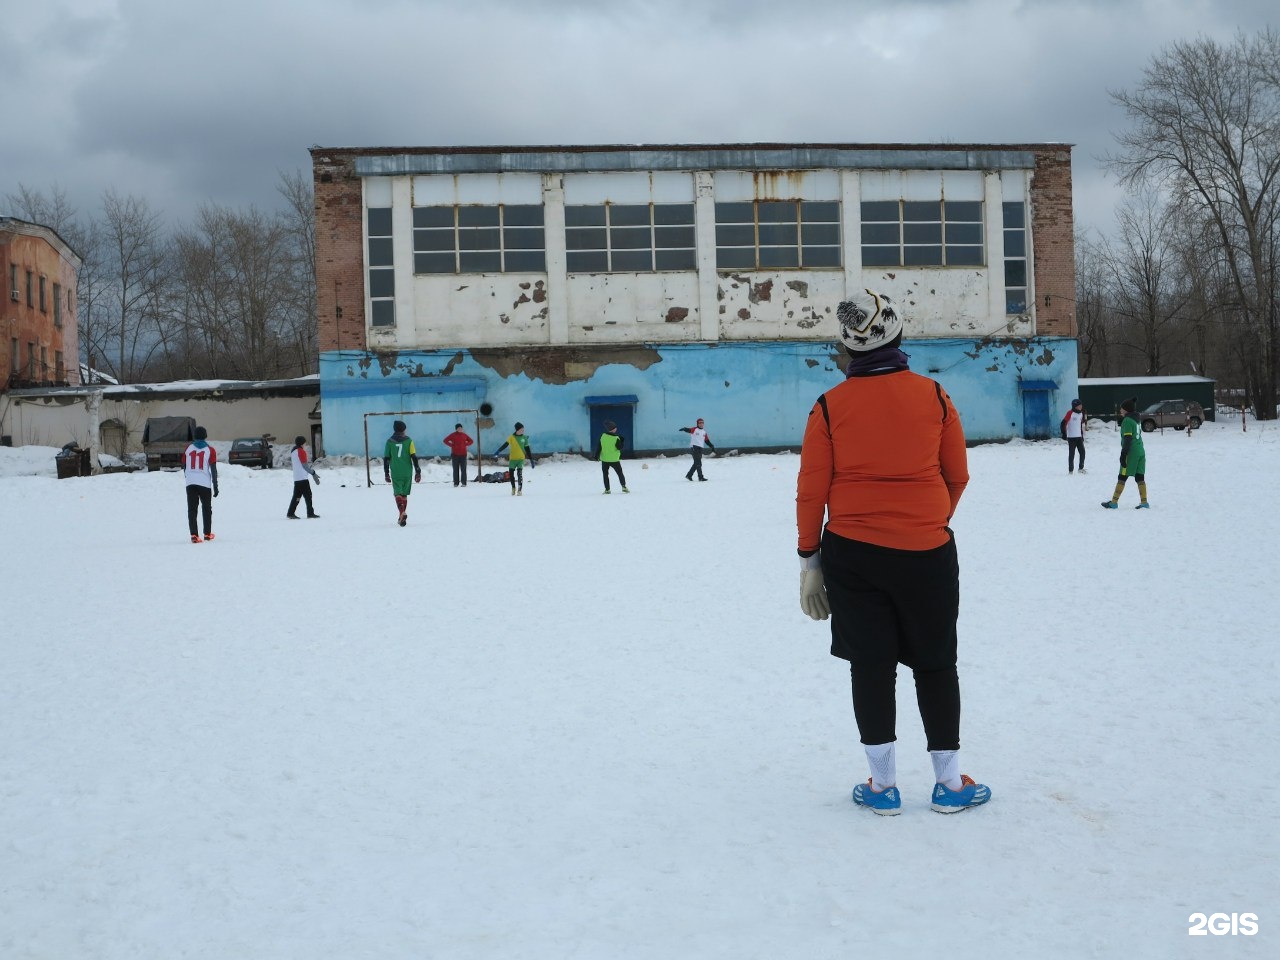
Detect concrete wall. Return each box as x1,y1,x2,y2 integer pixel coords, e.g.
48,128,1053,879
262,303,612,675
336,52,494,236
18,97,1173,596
320,338,1079,457
0,392,317,457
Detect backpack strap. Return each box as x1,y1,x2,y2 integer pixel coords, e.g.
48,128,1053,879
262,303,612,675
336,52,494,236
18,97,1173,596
816,393,830,429
934,381,948,423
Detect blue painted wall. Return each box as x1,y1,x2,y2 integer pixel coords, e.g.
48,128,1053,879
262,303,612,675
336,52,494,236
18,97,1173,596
320,338,1079,456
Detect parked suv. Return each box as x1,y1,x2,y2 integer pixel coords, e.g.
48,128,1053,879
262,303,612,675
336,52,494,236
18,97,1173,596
228,436,274,468
1138,399,1205,432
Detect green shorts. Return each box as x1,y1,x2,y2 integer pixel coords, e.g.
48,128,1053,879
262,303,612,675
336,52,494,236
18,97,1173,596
390,472,414,496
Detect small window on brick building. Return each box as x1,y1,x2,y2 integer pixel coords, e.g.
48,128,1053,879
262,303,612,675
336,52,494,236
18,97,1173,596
9,338,17,373
39,276,47,312
367,206,395,328
1002,202,1028,315
55,351,64,383
8,264,16,301
40,346,48,379
53,283,62,327
27,341,35,378
26,270,33,307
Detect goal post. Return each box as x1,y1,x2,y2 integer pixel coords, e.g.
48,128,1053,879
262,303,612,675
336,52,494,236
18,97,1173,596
362,409,485,488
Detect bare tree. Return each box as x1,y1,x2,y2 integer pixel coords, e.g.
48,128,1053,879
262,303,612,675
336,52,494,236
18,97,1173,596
1074,230,1115,377
1108,29,1280,416
1097,191,1192,375
277,169,318,375
97,190,171,382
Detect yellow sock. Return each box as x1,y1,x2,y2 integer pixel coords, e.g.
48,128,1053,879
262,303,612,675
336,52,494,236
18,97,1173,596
1137,481,1148,503
1111,481,1126,502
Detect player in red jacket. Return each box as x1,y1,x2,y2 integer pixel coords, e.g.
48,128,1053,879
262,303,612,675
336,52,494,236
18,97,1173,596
443,424,474,487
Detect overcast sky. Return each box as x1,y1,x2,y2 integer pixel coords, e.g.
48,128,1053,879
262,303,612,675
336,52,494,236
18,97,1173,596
3,0,1276,237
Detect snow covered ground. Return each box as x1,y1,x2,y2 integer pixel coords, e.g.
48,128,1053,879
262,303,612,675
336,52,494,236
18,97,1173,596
1,419,1276,959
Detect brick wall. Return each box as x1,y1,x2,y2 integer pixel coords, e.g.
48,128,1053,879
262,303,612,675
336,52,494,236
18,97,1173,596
1,229,79,386
312,151,366,353
1029,148,1076,338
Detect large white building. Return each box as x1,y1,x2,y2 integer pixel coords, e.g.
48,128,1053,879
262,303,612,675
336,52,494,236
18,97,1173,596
311,143,1077,455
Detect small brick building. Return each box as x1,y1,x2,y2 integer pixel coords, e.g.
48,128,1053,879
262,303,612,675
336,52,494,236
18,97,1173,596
311,143,1078,454
1,218,81,390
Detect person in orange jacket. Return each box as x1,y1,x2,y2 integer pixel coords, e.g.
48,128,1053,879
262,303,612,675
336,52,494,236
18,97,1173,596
796,288,990,816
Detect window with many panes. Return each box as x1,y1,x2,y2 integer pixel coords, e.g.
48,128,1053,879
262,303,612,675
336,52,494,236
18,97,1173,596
1002,202,1028,314
860,200,984,267
714,201,840,270
367,207,395,328
564,204,695,273
413,206,546,274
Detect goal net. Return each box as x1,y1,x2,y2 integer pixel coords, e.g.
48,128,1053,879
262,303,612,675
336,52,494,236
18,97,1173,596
362,409,487,488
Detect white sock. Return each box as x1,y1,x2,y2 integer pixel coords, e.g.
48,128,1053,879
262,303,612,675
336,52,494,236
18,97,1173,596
930,750,962,791
864,742,896,791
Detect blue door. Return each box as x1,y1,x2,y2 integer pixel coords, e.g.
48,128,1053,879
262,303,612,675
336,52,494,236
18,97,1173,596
588,404,635,458
1022,390,1051,440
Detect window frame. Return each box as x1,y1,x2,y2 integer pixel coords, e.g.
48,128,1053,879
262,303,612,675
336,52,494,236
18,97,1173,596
860,199,986,269
714,200,842,271
564,202,696,274
366,206,396,328
412,204,547,275
1002,201,1029,315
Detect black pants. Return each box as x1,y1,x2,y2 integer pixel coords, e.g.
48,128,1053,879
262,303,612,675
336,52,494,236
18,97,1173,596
288,479,315,517
822,529,961,751
685,446,704,480
509,465,524,490
451,455,468,486
1068,437,1085,471
601,460,626,490
186,484,212,536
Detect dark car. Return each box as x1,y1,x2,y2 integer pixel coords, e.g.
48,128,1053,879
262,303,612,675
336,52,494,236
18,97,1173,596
1138,400,1205,432
228,437,273,468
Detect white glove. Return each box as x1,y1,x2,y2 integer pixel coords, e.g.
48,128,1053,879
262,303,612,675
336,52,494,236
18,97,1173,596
799,553,830,621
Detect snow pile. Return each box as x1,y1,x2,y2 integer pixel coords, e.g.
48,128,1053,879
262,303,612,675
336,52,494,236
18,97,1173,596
0,420,1276,959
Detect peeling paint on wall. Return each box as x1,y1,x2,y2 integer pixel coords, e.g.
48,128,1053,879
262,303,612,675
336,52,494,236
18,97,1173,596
470,345,663,384
750,280,773,304
785,280,809,297
665,307,689,323
738,309,751,320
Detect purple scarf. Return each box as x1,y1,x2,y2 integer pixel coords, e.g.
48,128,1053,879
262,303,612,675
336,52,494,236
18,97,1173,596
845,346,910,378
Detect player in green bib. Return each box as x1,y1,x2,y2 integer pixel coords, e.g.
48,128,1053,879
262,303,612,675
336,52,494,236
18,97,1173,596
493,422,535,496
1101,397,1149,509
594,420,628,494
383,419,421,526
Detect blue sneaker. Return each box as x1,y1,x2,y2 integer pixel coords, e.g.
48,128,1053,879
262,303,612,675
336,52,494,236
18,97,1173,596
1135,502,1150,509
1100,500,1118,509
852,779,902,816
930,775,991,813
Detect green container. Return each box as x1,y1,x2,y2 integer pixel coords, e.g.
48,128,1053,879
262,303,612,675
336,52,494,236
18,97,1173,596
1076,376,1216,423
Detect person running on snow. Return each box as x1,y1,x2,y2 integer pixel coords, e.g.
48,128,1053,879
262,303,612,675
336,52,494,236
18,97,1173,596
796,288,990,816
679,417,715,481
182,425,219,543
443,423,474,488
594,420,628,493
286,435,320,519
1061,398,1087,474
383,420,421,526
1101,396,1149,509
493,422,535,496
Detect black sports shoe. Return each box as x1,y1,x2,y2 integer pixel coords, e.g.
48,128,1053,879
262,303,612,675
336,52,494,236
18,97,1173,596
307,513,320,519
286,513,299,519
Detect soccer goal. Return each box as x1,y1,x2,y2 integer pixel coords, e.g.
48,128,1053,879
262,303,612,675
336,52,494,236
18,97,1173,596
362,409,486,488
